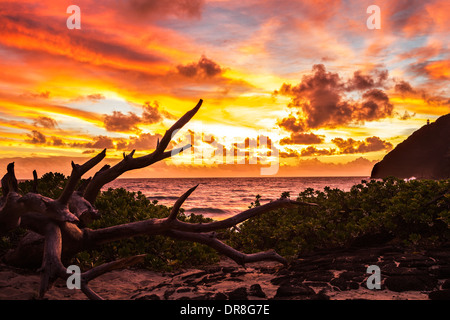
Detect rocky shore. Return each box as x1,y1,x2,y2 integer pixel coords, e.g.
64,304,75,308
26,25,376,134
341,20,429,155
1,243,450,300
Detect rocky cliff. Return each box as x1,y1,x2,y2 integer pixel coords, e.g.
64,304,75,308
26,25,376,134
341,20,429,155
371,113,450,179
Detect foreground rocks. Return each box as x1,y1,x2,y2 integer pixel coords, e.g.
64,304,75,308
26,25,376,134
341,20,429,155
1,243,450,300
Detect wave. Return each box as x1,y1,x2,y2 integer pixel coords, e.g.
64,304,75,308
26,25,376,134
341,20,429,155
186,207,228,214
147,196,180,200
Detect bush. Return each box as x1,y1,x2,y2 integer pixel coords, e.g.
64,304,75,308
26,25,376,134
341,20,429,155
76,187,219,271
3,174,449,270
228,177,450,258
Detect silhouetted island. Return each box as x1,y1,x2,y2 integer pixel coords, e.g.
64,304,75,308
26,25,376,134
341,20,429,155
371,113,450,180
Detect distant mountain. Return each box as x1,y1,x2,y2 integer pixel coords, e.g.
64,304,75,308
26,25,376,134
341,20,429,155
371,114,450,180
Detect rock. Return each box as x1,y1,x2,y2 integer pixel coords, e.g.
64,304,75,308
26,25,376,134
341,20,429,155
370,113,450,179
310,289,330,300
271,275,292,286
213,292,228,300
382,265,428,276
249,284,266,298
180,270,207,280
339,271,365,282
227,287,248,300
221,267,237,273
176,287,191,293
330,278,349,291
442,279,450,289
429,289,450,300
430,266,450,279
275,284,315,298
163,288,175,299
196,274,227,285
304,270,334,282
384,275,437,292
135,294,160,300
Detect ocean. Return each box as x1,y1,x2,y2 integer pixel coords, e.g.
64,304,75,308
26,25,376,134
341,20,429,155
103,176,369,220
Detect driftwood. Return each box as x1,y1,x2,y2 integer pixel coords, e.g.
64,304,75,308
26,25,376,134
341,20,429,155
0,99,316,300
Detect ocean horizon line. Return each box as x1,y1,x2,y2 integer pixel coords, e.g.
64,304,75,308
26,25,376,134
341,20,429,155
110,175,371,180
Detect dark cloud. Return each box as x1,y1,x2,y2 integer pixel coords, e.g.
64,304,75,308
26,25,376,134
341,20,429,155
103,101,173,133
104,111,141,133
393,79,450,107
274,64,394,131
279,132,324,145
394,80,416,95
33,116,57,129
72,136,114,149
277,114,307,133
177,56,223,78
358,89,394,122
331,136,393,154
280,148,300,158
300,146,335,157
50,137,65,146
25,130,46,144
142,101,163,124
345,69,389,91
118,133,163,151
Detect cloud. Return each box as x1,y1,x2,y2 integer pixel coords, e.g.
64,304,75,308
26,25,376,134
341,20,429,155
142,101,164,124
277,114,307,133
397,110,416,120
125,0,204,19
393,79,450,108
274,64,394,131
345,69,389,91
394,80,416,95
33,116,58,129
300,146,336,157
279,148,300,158
331,136,393,154
72,93,106,102
25,91,51,99
359,89,394,122
50,137,65,146
117,133,163,151
279,132,324,145
103,101,173,133
104,111,141,133
72,136,114,149
25,130,46,144
177,56,223,78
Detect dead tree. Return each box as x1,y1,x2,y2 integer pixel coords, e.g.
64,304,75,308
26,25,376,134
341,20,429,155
0,99,316,299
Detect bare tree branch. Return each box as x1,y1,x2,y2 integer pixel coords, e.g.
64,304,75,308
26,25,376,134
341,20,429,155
32,170,38,193
83,99,203,204
38,223,66,298
167,184,199,221
58,148,106,205
165,230,288,267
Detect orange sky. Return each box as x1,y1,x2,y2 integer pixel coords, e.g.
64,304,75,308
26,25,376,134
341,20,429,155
0,0,449,179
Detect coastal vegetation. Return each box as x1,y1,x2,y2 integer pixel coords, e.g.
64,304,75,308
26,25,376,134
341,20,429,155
229,177,450,257
2,174,449,272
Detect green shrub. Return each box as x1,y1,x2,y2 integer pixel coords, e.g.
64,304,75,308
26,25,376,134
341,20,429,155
228,177,450,258
76,187,219,271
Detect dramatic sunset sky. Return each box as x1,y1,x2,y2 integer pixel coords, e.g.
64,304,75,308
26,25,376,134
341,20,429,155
0,0,449,178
